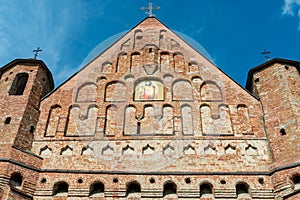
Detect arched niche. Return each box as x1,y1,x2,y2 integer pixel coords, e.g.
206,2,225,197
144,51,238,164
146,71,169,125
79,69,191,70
134,79,164,101
189,61,199,73
181,104,193,135
140,105,155,135
117,52,128,73
105,81,126,102
104,105,118,136
200,81,223,101
130,52,141,71
45,105,62,137
102,62,113,73
124,105,137,135
66,105,98,136
200,104,233,135
174,53,185,72
76,82,97,102
237,104,252,133
133,29,143,50
173,79,193,101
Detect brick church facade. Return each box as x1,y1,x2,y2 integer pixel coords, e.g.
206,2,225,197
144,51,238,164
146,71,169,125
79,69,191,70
0,17,299,199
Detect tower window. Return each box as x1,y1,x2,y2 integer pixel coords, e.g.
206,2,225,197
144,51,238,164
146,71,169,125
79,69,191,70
280,128,286,136
9,73,29,95
30,126,35,134
4,117,11,124
10,172,23,187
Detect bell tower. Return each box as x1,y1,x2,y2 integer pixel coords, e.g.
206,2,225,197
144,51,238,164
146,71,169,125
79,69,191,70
246,58,300,166
0,59,54,151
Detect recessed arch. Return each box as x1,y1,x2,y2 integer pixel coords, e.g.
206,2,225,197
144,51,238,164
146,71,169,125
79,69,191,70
236,182,250,197
134,78,164,101
200,182,213,198
163,181,177,197
76,82,97,102
89,181,104,197
172,79,193,101
200,81,223,101
53,181,69,196
126,181,141,197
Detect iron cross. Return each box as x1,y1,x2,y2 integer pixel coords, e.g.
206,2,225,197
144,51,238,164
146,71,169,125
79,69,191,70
261,49,271,61
33,47,42,59
141,2,160,17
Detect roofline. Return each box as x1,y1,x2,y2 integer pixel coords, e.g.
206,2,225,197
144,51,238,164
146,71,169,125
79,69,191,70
246,58,300,91
42,16,259,101
0,58,55,91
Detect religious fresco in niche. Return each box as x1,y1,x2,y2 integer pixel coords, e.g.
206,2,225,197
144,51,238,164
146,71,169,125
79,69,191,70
134,80,164,101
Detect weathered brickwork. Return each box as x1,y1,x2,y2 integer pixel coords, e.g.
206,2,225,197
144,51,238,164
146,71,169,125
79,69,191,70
0,17,299,199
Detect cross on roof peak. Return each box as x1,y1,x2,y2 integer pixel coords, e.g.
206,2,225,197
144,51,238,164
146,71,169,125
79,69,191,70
33,47,42,59
261,49,271,61
141,2,160,17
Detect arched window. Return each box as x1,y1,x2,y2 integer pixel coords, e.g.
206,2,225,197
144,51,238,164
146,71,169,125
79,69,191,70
126,181,141,197
236,182,250,197
89,181,104,197
163,181,177,197
9,73,29,95
10,172,23,187
200,183,213,197
53,181,69,196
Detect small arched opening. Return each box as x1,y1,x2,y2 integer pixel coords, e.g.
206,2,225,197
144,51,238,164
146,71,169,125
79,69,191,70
53,181,69,196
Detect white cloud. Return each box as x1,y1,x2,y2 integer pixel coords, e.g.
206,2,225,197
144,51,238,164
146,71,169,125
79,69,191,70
282,0,300,29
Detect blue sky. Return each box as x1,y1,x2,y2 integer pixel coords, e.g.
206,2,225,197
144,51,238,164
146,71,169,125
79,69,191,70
0,0,300,87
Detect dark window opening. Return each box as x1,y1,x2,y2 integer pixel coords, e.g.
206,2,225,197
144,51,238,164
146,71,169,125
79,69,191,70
149,178,155,184
163,182,177,197
137,122,141,134
126,181,141,196
280,128,286,135
236,183,249,196
285,65,289,70
40,178,47,183
89,182,104,196
10,172,23,187
258,178,264,185
77,179,83,184
4,117,11,124
113,178,118,183
200,183,213,197
254,78,259,83
9,73,29,95
185,178,191,184
30,126,35,133
220,180,226,184
292,175,300,184
53,181,69,196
